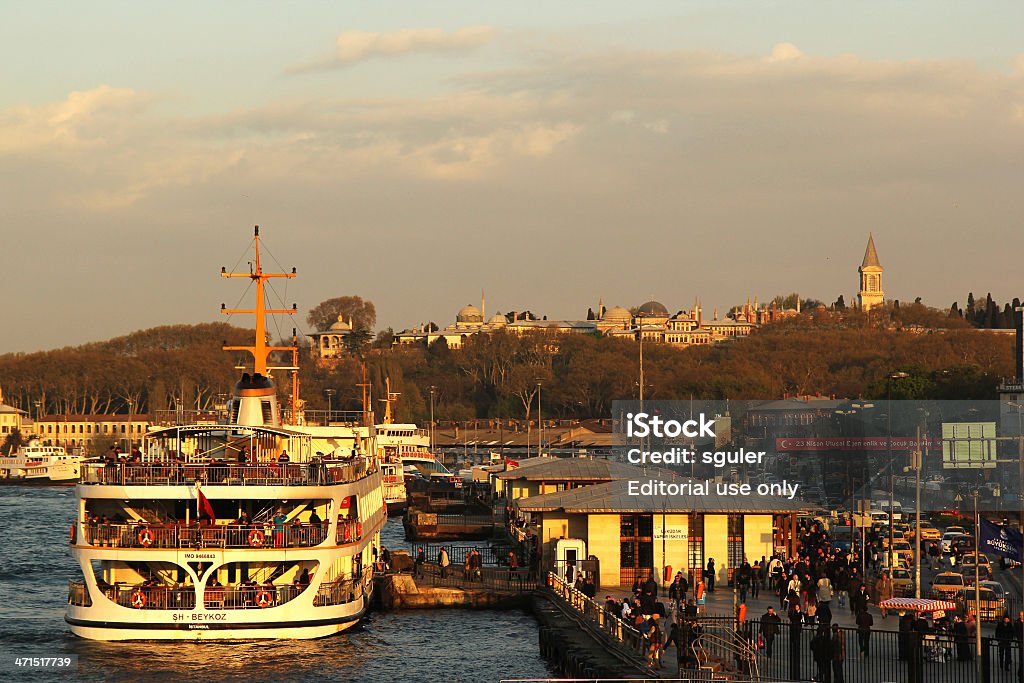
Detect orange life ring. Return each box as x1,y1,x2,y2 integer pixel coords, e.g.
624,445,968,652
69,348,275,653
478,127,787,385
248,529,266,548
137,528,154,547
256,589,273,608
130,590,147,609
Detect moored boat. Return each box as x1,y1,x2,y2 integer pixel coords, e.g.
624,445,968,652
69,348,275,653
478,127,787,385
0,441,81,484
66,226,386,640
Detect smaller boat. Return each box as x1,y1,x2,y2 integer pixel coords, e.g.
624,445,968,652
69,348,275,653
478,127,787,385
0,441,81,484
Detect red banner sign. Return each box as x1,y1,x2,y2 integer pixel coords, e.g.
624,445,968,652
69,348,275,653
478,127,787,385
775,437,943,452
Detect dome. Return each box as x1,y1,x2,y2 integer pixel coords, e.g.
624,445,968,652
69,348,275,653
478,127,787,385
636,300,669,316
328,314,352,332
488,313,507,326
456,304,484,323
602,305,632,322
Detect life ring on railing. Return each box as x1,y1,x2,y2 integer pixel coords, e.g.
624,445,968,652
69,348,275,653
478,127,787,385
130,590,147,609
255,589,273,608
248,529,266,548
137,528,154,547
355,521,362,538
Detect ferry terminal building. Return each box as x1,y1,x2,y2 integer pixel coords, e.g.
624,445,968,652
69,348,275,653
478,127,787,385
510,475,809,590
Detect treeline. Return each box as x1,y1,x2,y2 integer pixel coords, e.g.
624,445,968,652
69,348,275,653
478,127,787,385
0,323,251,416
308,307,1013,423
949,292,1021,329
0,308,1014,424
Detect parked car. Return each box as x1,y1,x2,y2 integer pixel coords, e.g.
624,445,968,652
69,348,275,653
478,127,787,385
945,525,968,536
950,536,977,558
959,553,993,583
929,572,966,597
892,541,915,565
958,586,1004,621
912,521,941,542
979,580,1007,605
941,531,965,554
891,568,914,596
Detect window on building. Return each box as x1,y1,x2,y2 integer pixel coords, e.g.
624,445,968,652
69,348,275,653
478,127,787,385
619,513,654,586
688,513,704,583
727,514,744,585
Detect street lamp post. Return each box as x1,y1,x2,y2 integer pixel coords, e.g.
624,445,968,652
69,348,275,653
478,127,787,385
429,386,436,452
887,371,908,568
1008,401,1024,599
972,487,982,680
324,388,335,424
536,381,543,457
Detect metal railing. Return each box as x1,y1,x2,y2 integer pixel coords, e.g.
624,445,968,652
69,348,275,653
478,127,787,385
81,522,338,549
547,573,652,668
202,583,308,610
411,563,537,592
67,580,92,607
95,584,197,610
80,459,377,487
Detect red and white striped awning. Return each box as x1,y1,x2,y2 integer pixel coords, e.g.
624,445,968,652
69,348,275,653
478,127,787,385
879,597,958,613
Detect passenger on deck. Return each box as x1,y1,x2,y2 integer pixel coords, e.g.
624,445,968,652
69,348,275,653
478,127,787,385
296,568,311,587
208,576,221,588
237,446,248,464
308,509,322,525
277,451,290,463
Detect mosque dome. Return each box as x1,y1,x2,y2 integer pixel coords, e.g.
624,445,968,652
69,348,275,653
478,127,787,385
636,300,669,316
602,306,632,322
456,304,484,323
488,313,507,326
328,314,352,332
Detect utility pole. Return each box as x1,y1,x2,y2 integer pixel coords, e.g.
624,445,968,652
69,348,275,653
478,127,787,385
914,424,922,598
429,386,436,452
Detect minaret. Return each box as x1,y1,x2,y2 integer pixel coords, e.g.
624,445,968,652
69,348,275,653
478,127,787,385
481,289,485,321
857,233,884,311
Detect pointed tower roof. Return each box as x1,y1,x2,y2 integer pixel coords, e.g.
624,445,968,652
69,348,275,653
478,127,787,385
861,233,882,269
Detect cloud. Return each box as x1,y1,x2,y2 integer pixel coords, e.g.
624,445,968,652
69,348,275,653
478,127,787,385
287,26,495,74
4,42,1024,354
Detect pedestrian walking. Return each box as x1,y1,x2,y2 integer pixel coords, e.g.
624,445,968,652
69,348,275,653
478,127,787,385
855,607,873,657
760,606,781,659
438,546,450,579
831,623,846,683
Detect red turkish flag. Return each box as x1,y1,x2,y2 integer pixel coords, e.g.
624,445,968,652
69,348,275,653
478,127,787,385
198,488,216,522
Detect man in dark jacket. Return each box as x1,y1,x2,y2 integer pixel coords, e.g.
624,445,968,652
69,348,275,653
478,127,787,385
760,606,782,659
706,558,716,592
855,607,873,657
811,625,833,683
831,623,846,683
995,615,1015,671
789,604,804,681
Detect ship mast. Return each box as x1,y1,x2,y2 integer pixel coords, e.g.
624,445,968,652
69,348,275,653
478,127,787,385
221,225,298,376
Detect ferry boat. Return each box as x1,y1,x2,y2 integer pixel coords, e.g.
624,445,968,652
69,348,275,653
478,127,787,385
0,441,81,484
66,227,386,640
375,421,454,514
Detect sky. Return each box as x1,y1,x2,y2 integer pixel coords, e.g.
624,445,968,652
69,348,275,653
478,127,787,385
1,1,1023,352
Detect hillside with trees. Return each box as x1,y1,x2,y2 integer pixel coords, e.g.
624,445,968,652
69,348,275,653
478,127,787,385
0,304,1014,424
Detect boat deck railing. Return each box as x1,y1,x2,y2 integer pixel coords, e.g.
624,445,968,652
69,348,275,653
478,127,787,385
80,520,363,550
69,578,369,611
80,459,376,487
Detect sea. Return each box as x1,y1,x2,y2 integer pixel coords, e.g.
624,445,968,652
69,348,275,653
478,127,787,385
0,486,552,683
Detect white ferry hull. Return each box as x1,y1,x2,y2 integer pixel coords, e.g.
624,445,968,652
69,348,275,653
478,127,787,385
66,593,370,641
